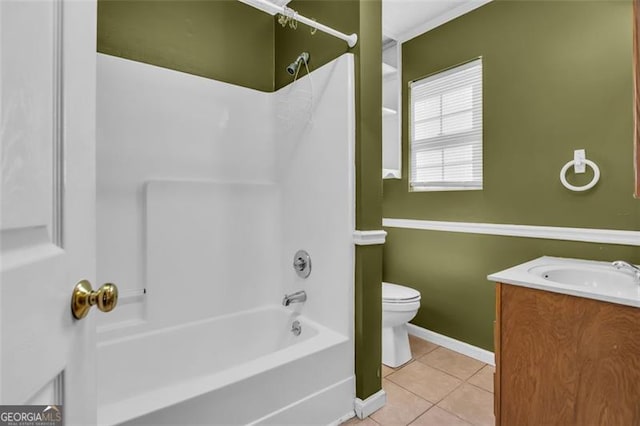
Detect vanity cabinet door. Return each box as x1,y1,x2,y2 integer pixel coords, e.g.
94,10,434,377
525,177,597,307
497,283,640,426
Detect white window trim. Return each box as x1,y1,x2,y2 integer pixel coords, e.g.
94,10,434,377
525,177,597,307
409,58,483,192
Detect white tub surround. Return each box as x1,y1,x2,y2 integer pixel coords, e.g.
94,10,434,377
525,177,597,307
96,53,276,327
277,54,356,337
144,180,280,328
97,53,356,425
488,256,640,308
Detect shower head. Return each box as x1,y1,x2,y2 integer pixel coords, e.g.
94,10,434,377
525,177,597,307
287,52,310,76
286,63,298,75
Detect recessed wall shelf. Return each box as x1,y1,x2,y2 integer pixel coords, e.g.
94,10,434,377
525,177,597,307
383,168,401,179
382,62,397,77
382,39,402,179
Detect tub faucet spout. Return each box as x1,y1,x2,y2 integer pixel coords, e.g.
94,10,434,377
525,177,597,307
283,290,307,306
612,260,640,282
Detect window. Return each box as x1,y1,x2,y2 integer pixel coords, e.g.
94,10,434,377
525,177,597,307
409,58,483,191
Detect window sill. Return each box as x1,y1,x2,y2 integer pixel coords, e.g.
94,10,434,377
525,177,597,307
410,186,483,192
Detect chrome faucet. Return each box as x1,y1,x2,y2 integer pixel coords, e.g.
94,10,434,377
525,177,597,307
282,290,307,306
612,260,640,282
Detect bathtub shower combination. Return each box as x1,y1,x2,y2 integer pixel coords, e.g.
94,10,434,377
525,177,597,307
96,53,356,425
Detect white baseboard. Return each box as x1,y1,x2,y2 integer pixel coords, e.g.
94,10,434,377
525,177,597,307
354,389,387,419
407,323,495,366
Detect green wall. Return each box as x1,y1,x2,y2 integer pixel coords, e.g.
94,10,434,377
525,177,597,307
384,230,640,350
98,0,275,91
354,0,383,400
98,0,383,401
383,0,640,351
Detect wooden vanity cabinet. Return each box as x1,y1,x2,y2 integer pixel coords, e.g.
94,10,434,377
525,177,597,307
494,283,640,426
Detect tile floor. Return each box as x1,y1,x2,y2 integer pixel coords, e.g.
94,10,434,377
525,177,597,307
344,335,495,426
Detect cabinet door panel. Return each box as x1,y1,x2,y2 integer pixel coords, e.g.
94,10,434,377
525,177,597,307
500,284,640,426
574,302,640,425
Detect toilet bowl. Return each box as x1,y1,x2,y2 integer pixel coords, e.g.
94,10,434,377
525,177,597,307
382,282,421,367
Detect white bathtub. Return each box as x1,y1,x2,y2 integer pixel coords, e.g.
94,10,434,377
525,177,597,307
97,306,354,426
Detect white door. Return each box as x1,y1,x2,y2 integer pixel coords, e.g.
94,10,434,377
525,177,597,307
1,0,102,424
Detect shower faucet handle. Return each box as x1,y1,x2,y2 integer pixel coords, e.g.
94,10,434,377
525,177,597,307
293,257,307,270
292,250,312,278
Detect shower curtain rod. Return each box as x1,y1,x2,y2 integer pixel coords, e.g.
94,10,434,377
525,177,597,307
238,0,358,48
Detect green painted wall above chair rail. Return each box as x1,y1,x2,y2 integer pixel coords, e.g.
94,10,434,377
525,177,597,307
97,0,276,91
385,0,639,228
383,0,640,352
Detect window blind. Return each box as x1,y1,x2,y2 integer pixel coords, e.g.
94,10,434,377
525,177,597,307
409,58,483,191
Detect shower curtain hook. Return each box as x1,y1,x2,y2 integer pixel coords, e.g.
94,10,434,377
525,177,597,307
310,18,317,35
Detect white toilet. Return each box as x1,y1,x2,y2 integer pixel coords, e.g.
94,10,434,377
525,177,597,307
382,282,421,367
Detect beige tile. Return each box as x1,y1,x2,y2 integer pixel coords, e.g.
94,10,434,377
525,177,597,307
387,360,462,403
409,406,471,426
382,364,395,378
371,379,432,426
437,383,495,426
417,347,485,380
342,416,380,425
409,335,438,358
468,365,494,393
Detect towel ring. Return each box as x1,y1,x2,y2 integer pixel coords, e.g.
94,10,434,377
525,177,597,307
560,159,600,192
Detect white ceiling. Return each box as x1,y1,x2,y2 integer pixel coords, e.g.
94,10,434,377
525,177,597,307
383,0,492,43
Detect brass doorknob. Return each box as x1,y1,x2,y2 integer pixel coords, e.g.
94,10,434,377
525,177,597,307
71,280,118,320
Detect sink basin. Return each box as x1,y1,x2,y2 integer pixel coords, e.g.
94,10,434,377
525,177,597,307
528,264,638,289
488,256,640,308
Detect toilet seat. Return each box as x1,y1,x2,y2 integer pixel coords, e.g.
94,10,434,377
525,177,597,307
383,282,421,303
383,299,421,312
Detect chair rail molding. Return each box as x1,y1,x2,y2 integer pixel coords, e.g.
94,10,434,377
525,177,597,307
353,230,388,245
383,218,640,246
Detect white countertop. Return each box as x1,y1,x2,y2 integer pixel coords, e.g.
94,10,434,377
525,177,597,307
488,256,640,308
